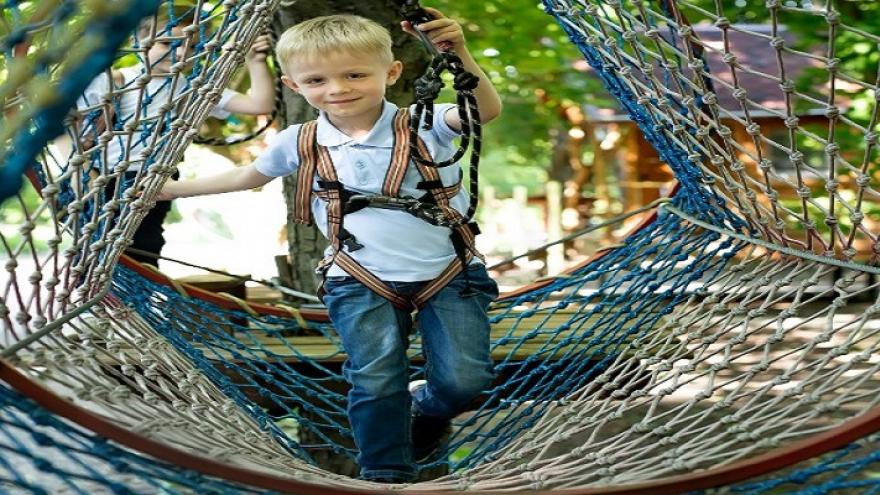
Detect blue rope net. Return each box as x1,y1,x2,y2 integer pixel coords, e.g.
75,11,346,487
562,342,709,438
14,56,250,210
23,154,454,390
2,0,880,492
0,382,270,494
108,198,745,474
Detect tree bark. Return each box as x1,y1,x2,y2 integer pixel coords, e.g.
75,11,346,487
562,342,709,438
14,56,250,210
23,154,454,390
272,0,429,298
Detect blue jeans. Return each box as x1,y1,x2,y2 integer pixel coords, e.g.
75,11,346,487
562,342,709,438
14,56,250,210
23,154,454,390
322,263,498,482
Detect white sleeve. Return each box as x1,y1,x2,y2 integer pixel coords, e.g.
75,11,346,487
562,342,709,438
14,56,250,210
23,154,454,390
208,88,239,119
76,73,112,111
409,103,460,145
252,125,301,178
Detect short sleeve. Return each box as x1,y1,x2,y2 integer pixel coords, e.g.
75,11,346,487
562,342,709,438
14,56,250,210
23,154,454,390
427,103,460,144
76,73,111,111
252,124,301,178
208,88,239,119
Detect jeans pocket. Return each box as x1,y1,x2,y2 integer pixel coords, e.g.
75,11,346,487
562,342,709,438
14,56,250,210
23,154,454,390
463,264,499,300
323,276,360,294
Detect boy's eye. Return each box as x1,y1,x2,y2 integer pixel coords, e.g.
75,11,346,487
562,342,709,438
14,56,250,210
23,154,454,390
306,78,323,84
348,73,366,79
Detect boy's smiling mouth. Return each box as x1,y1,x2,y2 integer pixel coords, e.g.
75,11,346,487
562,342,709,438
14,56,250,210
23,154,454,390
328,98,360,104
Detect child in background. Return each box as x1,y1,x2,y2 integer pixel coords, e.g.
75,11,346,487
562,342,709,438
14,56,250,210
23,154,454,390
72,4,274,265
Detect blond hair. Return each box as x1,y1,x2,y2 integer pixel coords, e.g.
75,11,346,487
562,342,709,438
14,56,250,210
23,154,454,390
276,15,394,75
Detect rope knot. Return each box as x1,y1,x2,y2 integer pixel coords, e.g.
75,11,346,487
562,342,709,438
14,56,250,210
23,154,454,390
796,186,812,199
453,71,480,91
745,122,761,136
779,80,796,93
851,211,864,224
824,142,840,156
769,36,785,50
414,75,443,101
714,17,731,28
825,57,840,71
824,179,839,192
824,10,841,25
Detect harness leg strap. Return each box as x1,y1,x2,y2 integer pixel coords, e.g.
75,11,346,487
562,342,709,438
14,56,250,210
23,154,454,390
450,228,477,298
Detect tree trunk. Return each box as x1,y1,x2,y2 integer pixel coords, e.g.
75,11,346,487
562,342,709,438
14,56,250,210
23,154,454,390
272,0,429,298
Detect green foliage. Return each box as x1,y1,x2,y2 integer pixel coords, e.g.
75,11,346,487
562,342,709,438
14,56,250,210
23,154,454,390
426,1,878,195
0,184,50,252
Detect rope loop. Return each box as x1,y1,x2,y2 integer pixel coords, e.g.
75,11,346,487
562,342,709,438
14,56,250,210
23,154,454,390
397,0,484,221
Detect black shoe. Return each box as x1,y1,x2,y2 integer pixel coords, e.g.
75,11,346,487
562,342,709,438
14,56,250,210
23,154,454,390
411,413,452,463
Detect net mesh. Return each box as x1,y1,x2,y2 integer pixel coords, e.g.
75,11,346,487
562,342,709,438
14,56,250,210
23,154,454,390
1,0,880,493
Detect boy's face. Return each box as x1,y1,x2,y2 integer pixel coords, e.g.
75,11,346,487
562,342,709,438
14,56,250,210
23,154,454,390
144,25,193,73
282,50,402,125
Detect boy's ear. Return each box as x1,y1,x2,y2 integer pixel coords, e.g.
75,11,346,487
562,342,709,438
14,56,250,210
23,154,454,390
386,60,403,86
281,75,300,93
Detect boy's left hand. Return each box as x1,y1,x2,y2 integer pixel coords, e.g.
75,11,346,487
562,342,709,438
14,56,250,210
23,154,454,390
400,7,464,53
246,34,271,63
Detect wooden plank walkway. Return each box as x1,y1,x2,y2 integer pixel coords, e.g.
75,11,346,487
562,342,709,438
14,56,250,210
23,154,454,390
195,307,672,363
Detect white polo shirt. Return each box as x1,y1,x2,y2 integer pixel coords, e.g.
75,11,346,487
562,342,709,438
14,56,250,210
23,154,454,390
254,100,470,281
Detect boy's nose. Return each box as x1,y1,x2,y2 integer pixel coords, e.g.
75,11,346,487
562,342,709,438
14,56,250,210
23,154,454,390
328,80,350,94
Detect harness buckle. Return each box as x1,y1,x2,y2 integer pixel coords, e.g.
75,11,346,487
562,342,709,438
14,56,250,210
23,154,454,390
338,228,365,252
408,202,452,226
342,236,364,252
315,255,334,275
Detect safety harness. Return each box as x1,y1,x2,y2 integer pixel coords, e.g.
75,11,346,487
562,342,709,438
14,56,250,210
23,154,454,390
293,108,483,311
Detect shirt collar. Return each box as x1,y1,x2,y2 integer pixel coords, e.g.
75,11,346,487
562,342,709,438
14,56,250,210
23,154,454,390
315,100,398,148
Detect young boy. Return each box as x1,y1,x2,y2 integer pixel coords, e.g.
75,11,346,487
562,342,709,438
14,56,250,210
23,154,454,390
159,8,502,483
71,5,274,265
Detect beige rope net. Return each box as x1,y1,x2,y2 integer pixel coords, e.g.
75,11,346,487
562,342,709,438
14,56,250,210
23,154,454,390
1,0,880,493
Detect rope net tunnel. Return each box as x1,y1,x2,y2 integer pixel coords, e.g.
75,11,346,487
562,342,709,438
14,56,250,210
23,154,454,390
1,0,880,493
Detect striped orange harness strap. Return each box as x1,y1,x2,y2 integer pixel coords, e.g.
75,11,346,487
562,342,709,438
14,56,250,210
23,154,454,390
293,108,482,310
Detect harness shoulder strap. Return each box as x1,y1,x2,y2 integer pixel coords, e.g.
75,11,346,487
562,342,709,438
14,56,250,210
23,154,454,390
382,108,414,196
293,120,318,225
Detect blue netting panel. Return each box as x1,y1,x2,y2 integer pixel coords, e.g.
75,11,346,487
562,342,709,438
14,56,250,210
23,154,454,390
0,382,269,494
696,435,880,494
109,192,746,474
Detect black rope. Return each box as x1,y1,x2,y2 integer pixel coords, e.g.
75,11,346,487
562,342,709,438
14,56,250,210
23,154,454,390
397,0,483,222
397,1,485,297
